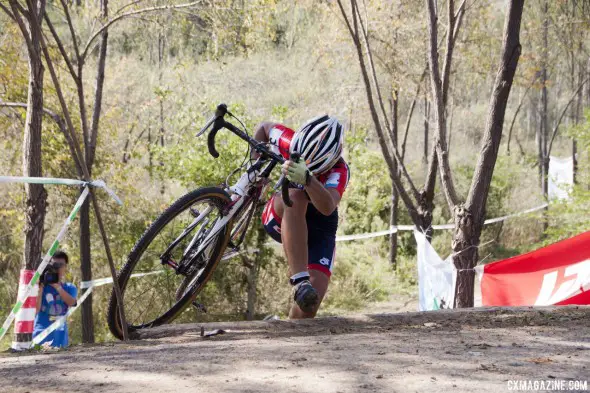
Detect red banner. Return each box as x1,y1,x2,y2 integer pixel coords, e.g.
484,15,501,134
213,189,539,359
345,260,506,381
479,231,590,306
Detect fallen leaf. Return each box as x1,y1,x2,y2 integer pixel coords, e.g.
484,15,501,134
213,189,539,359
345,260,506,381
527,357,554,364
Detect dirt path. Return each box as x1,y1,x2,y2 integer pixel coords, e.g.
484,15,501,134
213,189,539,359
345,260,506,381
1,306,589,393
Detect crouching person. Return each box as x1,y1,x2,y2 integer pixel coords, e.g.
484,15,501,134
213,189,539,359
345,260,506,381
33,250,78,348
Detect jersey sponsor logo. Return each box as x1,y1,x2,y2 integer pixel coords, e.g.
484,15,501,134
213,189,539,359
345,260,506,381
325,172,340,188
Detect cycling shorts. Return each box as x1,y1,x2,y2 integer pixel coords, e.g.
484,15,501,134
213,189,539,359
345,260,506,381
261,194,336,277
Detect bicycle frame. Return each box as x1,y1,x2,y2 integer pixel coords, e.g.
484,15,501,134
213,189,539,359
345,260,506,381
188,157,276,261
161,104,287,274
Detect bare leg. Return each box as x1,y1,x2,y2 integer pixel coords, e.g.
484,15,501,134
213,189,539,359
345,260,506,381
289,269,330,318
273,189,309,276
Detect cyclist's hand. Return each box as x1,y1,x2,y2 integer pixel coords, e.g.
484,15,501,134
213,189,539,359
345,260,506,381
282,160,310,185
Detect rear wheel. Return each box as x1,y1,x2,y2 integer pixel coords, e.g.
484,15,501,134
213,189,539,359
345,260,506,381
107,187,232,340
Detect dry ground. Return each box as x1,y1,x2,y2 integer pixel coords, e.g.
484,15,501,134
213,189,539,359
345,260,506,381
0,306,589,393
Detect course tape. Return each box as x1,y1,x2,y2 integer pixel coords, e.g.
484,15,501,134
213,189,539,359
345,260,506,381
0,176,122,205
79,270,165,289
79,249,256,289
0,187,90,342
331,203,549,242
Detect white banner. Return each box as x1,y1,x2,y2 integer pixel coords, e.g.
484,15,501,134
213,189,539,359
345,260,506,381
548,156,574,200
415,230,456,311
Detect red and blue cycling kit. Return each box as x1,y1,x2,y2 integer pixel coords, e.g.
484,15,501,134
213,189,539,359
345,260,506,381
261,124,350,277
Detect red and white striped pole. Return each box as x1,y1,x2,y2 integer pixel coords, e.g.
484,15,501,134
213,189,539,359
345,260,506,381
12,269,37,350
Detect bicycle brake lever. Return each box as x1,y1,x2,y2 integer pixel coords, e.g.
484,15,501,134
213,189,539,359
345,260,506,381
196,114,216,137
273,174,286,191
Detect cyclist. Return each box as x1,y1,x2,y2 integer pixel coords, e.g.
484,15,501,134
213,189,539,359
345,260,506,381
254,116,349,318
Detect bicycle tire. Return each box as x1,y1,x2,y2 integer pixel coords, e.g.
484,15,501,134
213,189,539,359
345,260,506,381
107,187,232,340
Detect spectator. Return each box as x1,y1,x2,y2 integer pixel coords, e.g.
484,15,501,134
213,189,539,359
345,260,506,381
33,250,77,348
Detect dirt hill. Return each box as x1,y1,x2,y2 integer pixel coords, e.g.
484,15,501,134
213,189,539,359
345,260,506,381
1,306,588,393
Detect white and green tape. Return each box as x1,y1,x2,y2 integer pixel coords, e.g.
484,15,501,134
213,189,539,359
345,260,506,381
0,176,123,205
0,187,89,342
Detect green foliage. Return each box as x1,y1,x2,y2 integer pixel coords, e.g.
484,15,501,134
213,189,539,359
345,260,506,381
340,128,392,235
323,240,397,311
153,103,259,189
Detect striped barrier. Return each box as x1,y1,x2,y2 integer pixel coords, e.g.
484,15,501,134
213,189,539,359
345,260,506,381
11,270,37,350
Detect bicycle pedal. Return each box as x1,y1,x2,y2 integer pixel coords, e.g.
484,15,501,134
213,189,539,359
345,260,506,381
192,301,208,313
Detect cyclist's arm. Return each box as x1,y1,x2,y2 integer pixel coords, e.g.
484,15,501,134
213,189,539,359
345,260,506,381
304,178,341,216
253,121,276,142
252,122,276,159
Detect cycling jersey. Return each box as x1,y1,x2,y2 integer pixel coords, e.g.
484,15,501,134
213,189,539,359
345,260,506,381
262,123,350,277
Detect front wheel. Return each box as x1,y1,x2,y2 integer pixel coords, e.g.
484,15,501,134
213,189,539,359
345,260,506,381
107,187,233,340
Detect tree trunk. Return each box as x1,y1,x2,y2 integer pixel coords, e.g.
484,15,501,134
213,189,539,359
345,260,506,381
79,0,109,344
452,206,478,308
423,91,429,164
573,140,577,184
148,124,153,176
540,1,549,198
158,32,166,194
454,0,524,308
245,257,258,321
389,95,399,267
8,0,48,349
540,1,549,234
21,0,48,272
389,183,399,267
245,225,268,320
79,198,94,342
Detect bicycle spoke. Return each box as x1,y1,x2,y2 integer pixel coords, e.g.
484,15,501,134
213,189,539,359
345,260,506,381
120,195,228,330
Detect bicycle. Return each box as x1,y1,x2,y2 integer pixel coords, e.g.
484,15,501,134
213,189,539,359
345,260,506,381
107,104,298,340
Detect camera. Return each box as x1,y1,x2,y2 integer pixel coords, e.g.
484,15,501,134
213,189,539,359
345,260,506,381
41,263,60,285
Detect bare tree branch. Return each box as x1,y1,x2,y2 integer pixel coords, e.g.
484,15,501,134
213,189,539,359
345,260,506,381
443,0,467,110
0,101,83,174
8,0,34,55
40,31,85,177
113,0,150,15
424,146,438,197
58,0,81,65
43,13,78,81
82,0,203,61
452,0,467,45
0,1,16,20
547,75,590,156
12,0,28,19
354,0,392,135
0,101,60,124
354,0,424,202
401,70,427,161
426,0,460,211
505,75,537,155
88,0,109,169
337,0,421,224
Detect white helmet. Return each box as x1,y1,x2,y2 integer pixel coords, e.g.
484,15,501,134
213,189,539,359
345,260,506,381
290,115,344,175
